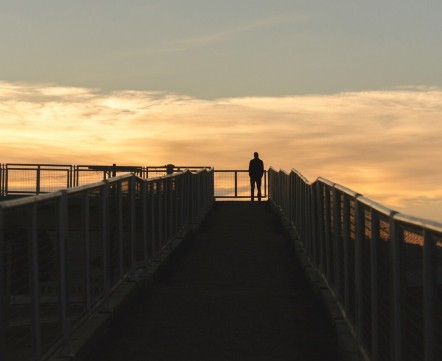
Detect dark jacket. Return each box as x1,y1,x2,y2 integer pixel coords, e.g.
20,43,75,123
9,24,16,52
249,158,264,179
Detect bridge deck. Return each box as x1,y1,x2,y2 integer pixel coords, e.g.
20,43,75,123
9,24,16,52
85,201,339,361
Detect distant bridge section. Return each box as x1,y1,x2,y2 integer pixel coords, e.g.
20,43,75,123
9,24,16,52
0,163,267,199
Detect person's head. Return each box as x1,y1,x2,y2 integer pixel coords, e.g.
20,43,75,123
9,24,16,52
254,152,259,158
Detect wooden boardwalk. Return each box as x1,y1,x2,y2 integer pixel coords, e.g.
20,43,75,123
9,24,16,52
85,201,339,361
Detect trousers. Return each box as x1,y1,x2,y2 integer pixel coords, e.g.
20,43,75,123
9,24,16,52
250,177,262,201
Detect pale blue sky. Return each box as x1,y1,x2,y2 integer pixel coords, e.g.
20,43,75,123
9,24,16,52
1,0,441,98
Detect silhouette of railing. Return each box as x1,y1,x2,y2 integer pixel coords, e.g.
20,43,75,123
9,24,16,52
5,163,441,361
268,168,442,361
0,168,214,361
0,164,266,199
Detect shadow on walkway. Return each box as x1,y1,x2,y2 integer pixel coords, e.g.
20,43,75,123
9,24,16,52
86,201,339,361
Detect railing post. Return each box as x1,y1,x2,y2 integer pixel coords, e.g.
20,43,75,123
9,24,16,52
179,174,184,229
150,181,157,257
289,172,294,226
316,183,325,270
58,191,71,355
0,164,3,197
29,203,42,360
342,195,351,313
101,183,110,308
130,177,136,268
370,209,380,361
308,180,314,259
142,181,149,263
324,186,332,279
264,170,267,198
423,229,435,361
0,207,6,361
117,182,124,278
174,176,179,233
234,171,238,198
333,188,341,300
168,177,173,242
67,166,72,189
83,191,92,312
36,165,41,195
76,165,81,187
354,199,365,344
390,217,403,361
157,181,163,251
163,179,169,246
4,165,8,196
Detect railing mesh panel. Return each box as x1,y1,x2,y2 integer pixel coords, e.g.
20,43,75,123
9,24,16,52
402,225,424,361
108,184,120,287
3,207,33,361
336,192,345,303
347,199,356,323
5,169,37,194
36,199,62,354
66,192,88,324
377,216,392,361
88,188,104,305
435,234,442,359
39,170,69,193
361,206,372,354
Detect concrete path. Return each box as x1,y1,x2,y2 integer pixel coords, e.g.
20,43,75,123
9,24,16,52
85,201,339,361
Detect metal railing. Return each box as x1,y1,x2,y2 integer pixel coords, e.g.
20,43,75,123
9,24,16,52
0,164,266,199
213,170,267,199
0,168,214,361
268,168,442,361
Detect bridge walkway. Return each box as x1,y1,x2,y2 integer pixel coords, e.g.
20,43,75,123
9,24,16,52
84,201,339,361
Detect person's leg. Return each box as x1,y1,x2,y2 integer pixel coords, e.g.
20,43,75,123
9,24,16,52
256,178,262,201
250,178,255,201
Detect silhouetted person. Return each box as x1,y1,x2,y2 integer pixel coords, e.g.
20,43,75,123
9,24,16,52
249,152,264,201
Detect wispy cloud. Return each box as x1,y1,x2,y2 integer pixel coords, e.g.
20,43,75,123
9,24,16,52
145,14,306,54
1,81,441,221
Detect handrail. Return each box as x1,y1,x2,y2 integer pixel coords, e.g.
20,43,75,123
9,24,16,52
268,168,442,361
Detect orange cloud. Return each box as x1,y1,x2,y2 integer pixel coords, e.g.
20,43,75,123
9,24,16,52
1,81,441,221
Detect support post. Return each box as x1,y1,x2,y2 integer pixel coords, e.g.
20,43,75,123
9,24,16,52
101,183,110,307
423,229,435,361
29,203,42,359
58,191,71,355
83,191,92,312
370,209,380,361
390,218,402,361
0,207,6,361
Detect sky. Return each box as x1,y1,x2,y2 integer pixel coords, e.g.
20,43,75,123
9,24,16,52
1,0,442,222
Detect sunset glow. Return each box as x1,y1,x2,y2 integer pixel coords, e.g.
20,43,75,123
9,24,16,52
1,81,441,222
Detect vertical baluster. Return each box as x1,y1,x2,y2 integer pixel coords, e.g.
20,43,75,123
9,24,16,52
58,191,71,355
390,218,403,361
371,209,380,361
0,206,6,361
29,203,42,359
423,229,435,361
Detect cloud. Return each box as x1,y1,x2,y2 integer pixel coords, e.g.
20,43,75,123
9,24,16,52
144,13,306,54
1,81,442,221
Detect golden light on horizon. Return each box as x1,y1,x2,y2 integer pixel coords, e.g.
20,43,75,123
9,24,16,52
1,81,442,222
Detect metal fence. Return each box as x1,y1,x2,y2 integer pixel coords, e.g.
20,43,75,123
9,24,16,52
268,168,442,361
213,170,267,199
0,164,266,199
0,168,214,361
